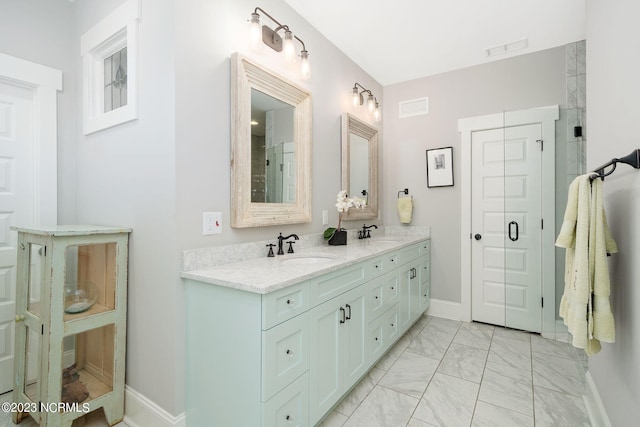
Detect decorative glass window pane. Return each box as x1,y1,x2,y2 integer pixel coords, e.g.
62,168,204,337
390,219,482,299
103,47,128,112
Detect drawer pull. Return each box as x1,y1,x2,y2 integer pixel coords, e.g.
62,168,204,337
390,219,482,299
345,304,352,320
339,307,346,324
286,298,295,305
285,349,293,356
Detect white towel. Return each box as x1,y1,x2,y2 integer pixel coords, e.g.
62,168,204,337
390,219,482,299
397,197,413,224
556,174,617,355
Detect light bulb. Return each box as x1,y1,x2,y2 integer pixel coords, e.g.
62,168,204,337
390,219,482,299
249,13,261,50
300,50,310,79
367,93,375,112
283,30,295,61
352,86,359,106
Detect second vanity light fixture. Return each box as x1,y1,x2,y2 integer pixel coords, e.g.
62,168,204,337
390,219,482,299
352,82,381,122
249,7,310,79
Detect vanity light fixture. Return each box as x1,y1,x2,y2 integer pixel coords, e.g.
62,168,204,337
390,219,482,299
352,82,381,122
249,7,311,78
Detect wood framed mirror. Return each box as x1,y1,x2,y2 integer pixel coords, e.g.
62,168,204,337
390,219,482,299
231,53,312,228
341,113,378,220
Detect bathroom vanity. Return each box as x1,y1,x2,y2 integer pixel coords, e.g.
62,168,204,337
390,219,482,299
182,233,430,426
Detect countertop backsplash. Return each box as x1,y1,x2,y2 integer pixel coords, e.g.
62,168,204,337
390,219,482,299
181,225,430,272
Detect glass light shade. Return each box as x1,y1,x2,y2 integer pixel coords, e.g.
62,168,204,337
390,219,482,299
352,87,359,106
249,13,261,50
300,50,310,79
64,281,98,314
374,103,381,121
367,93,375,112
283,30,295,60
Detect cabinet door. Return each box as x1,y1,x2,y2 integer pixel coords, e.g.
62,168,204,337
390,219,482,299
309,297,344,423
342,286,368,386
399,264,421,332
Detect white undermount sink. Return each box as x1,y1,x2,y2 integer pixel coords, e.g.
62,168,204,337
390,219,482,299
280,255,336,265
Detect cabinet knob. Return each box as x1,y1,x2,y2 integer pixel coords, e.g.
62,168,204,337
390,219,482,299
285,414,292,421
375,337,378,341
391,323,394,327
286,349,293,356
286,298,295,305
391,286,395,290
374,296,378,300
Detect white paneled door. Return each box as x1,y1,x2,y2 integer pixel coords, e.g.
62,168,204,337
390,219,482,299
0,54,60,394
471,124,543,332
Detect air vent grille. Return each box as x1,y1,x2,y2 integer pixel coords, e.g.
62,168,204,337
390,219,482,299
399,97,429,118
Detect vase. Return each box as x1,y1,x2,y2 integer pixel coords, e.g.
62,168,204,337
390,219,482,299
328,229,347,246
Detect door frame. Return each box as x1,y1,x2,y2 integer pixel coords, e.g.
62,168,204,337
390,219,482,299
458,106,558,336
0,53,61,226
0,53,60,394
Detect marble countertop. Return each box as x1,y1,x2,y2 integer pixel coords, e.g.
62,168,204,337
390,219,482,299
181,234,430,294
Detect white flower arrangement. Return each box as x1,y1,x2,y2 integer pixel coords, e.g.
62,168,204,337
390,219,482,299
324,190,366,240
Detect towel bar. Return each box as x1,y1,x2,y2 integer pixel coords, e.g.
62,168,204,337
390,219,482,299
591,148,640,181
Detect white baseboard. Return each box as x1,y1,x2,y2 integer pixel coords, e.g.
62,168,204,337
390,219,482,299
583,372,612,427
124,386,185,427
426,299,462,321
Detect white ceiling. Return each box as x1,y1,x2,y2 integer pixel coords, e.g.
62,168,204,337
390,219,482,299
284,0,586,86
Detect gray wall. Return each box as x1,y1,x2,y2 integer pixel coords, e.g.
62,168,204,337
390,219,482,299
382,47,566,303
69,0,181,415
586,0,640,424
174,0,382,252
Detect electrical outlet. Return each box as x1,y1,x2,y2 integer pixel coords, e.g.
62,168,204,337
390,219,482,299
203,212,222,235
322,210,328,225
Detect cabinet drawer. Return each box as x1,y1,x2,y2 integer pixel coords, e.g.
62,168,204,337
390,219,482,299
262,313,310,401
310,264,367,305
262,373,309,427
367,303,400,364
418,240,430,257
262,282,310,330
368,251,398,278
397,244,421,266
367,271,399,320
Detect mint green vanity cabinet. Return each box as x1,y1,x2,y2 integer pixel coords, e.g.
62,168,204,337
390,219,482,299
184,237,430,427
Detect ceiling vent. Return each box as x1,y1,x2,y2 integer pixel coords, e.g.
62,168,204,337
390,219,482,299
485,38,528,57
399,97,429,118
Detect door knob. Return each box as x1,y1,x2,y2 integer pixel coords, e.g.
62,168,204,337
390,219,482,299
474,234,482,240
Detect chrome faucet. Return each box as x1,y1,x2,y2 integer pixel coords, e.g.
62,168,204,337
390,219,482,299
277,233,299,255
359,224,378,239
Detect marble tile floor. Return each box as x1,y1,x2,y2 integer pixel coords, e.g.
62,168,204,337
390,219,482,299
0,397,128,427
318,316,591,427
0,315,590,427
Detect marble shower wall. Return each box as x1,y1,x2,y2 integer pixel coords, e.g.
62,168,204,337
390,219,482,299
566,40,587,178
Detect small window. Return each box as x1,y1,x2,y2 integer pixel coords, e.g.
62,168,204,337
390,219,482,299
103,47,128,112
81,0,139,135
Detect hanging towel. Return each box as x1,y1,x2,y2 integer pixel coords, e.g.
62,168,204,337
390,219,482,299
589,178,617,346
556,174,617,355
557,175,591,351
397,197,413,224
